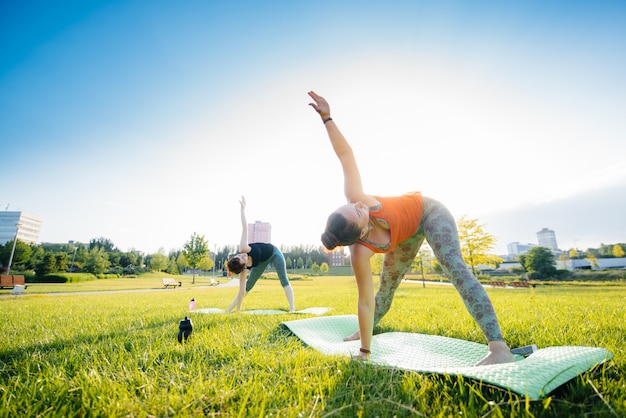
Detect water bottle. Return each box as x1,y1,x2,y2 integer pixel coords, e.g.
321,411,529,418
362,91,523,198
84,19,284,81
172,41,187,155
178,316,193,343
189,298,196,311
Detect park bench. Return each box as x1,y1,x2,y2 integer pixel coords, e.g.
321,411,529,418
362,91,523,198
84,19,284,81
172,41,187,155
0,275,12,288
489,281,506,288
162,278,182,288
0,275,26,289
510,281,530,288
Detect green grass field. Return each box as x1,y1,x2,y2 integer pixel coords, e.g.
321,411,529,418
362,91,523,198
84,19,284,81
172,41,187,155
1,275,624,417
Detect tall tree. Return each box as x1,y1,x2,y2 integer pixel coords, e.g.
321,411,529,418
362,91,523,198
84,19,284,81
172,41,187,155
613,244,625,258
84,247,111,275
149,249,169,272
119,249,140,269
89,237,116,252
176,253,189,273
522,246,557,280
183,232,209,284
198,255,214,271
27,245,45,271
456,215,500,275
166,258,179,275
0,240,32,272
55,253,68,273
36,253,57,277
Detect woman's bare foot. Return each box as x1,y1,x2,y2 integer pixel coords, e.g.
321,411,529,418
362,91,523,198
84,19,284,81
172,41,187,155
351,351,369,361
474,341,516,366
344,330,360,342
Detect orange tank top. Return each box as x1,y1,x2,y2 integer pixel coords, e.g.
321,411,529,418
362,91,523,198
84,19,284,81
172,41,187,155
358,192,423,253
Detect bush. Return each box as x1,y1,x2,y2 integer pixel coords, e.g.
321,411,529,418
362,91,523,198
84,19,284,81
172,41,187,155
476,274,492,283
528,269,572,281
554,269,572,280
260,272,310,281
38,273,97,283
569,269,626,282
9,270,36,283
289,274,311,280
97,273,119,280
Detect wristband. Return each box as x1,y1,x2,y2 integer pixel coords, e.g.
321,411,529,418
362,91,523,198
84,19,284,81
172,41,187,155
323,117,333,124
359,348,371,354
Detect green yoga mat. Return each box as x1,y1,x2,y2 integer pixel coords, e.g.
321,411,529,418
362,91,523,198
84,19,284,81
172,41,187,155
281,315,613,399
194,307,331,315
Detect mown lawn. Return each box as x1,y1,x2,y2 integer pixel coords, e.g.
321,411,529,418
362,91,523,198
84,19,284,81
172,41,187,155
1,276,624,417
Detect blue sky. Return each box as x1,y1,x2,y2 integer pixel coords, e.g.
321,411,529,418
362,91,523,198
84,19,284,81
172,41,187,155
2,0,625,255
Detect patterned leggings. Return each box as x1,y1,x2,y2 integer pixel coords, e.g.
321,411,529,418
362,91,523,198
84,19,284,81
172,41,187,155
373,196,504,342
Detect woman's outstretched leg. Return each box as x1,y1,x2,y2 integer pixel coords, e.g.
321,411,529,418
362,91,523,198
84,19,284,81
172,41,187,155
422,197,504,342
422,197,513,365
283,284,296,312
272,249,296,312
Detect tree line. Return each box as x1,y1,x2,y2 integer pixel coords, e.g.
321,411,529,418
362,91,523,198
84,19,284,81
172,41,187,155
1,217,624,281
0,234,335,280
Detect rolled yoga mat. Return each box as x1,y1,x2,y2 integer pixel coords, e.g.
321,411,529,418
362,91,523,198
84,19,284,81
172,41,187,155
280,314,613,399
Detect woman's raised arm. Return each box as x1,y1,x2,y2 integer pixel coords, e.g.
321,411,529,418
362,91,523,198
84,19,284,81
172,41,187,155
238,196,251,253
308,91,371,204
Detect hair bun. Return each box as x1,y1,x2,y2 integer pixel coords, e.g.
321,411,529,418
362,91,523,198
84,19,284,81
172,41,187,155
321,231,339,250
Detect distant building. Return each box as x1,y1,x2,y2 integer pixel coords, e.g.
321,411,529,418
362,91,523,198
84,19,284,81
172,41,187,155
0,211,43,245
326,247,346,266
507,242,536,257
557,257,626,271
537,227,558,250
248,221,271,243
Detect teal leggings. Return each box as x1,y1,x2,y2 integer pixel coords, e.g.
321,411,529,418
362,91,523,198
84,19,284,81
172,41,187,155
373,197,504,342
245,248,290,292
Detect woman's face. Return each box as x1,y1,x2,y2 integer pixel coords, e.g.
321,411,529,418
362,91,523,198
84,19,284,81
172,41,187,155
233,253,249,265
336,202,369,235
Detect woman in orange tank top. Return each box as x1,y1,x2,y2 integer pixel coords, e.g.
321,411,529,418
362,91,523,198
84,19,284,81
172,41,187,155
308,91,514,366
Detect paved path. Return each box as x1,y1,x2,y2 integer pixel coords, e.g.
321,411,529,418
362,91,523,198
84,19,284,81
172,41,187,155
4,279,503,299
0,279,239,298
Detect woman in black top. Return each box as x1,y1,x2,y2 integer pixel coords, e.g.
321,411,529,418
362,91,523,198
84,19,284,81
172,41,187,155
225,196,296,313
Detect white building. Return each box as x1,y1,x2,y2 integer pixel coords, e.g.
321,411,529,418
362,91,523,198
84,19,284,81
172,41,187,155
537,228,558,251
507,242,535,257
557,258,626,271
0,211,43,245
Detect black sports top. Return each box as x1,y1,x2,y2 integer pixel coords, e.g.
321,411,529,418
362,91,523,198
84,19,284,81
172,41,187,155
248,243,275,267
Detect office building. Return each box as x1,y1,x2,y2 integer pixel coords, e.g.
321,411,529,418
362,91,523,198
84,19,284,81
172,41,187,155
326,247,346,266
0,211,43,245
248,221,271,243
507,242,535,257
537,227,558,251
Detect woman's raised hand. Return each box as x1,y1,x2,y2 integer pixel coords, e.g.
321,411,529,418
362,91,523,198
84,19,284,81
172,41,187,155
239,195,246,209
307,91,331,119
